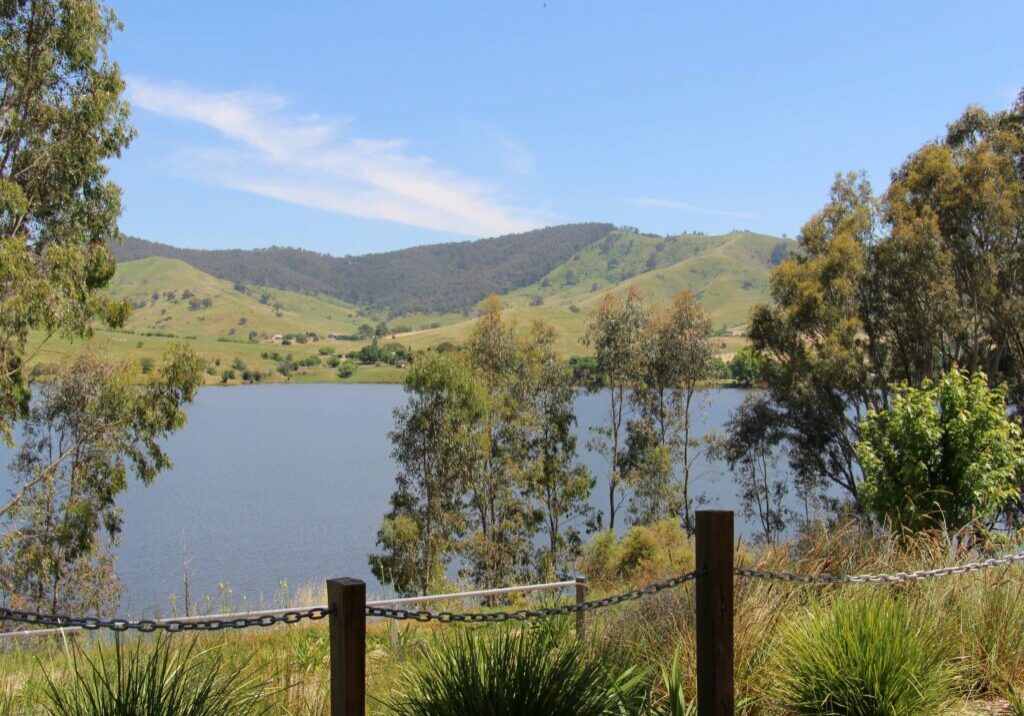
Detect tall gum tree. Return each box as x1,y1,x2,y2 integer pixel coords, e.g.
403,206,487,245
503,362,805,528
0,0,135,443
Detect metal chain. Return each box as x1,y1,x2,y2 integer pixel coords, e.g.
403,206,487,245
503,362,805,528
365,569,702,622
9,552,1019,634
0,605,331,633
735,551,1024,584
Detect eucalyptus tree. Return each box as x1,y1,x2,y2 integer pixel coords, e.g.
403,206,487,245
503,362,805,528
521,320,594,578
583,287,647,530
628,291,715,532
1,347,204,614
709,395,790,545
0,1,212,613
0,0,135,444
747,91,1024,516
463,297,535,588
371,351,486,596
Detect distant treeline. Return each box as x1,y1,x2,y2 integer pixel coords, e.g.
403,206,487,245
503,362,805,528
113,223,617,315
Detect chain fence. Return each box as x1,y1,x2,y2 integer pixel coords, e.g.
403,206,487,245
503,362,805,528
734,550,1024,585
3,549,1024,636
0,605,330,636
365,570,702,622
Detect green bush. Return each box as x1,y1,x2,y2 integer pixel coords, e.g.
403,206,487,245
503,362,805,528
858,367,1024,531
387,628,647,716
773,593,955,716
41,636,271,716
578,519,695,588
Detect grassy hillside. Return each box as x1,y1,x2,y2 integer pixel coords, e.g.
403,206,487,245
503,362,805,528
107,257,370,338
29,230,789,382
400,230,788,355
113,223,617,314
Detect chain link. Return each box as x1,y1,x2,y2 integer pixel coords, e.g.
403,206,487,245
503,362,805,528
365,569,702,622
0,606,331,634
735,551,1024,584
8,552,1020,634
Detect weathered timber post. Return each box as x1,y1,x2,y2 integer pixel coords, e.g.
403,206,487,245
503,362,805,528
574,576,588,638
695,510,734,716
327,578,366,716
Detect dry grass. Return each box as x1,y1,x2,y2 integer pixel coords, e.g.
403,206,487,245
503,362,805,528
2,521,1022,715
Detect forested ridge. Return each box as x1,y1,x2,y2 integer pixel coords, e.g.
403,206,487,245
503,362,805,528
113,223,618,315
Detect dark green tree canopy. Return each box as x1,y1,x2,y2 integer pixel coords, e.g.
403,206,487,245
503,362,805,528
748,92,1024,511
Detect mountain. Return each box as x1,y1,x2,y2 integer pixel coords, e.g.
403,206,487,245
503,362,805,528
397,229,791,355
27,225,792,382
110,226,792,349
113,223,619,315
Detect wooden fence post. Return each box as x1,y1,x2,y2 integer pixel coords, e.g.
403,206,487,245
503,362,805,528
695,511,734,716
574,576,587,639
327,578,365,716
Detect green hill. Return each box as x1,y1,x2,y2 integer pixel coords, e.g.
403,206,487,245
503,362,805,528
113,223,618,315
32,227,792,382
107,257,374,339
399,230,790,356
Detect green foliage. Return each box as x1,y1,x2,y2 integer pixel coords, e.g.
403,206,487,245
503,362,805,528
579,520,694,589
387,628,648,716
858,368,1024,531
371,351,486,595
0,0,135,443
584,288,647,529
336,361,356,378
349,340,411,366
774,593,956,716
1007,683,1024,716
41,636,272,716
1,347,204,613
748,93,1024,513
727,346,764,387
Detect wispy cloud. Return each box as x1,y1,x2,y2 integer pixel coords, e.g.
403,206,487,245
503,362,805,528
128,77,544,237
628,196,756,220
492,132,535,175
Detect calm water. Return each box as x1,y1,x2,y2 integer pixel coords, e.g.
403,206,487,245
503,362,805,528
1,385,773,613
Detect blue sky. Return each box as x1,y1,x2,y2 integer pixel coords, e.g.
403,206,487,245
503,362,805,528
109,1,1023,256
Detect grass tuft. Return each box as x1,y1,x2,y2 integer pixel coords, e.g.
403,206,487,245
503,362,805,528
40,635,273,716
773,591,956,716
386,626,648,716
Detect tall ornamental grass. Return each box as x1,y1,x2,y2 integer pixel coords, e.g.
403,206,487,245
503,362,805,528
41,635,273,716
386,626,648,716
773,592,956,716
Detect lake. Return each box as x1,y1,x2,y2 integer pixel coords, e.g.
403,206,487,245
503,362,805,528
0,384,783,613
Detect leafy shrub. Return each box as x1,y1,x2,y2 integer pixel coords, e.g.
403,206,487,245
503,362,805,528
773,593,955,716
42,636,272,716
579,519,694,588
387,628,647,716
858,368,1024,531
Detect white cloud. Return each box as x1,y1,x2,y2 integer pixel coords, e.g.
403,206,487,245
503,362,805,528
128,77,543,237
628,196,756,220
